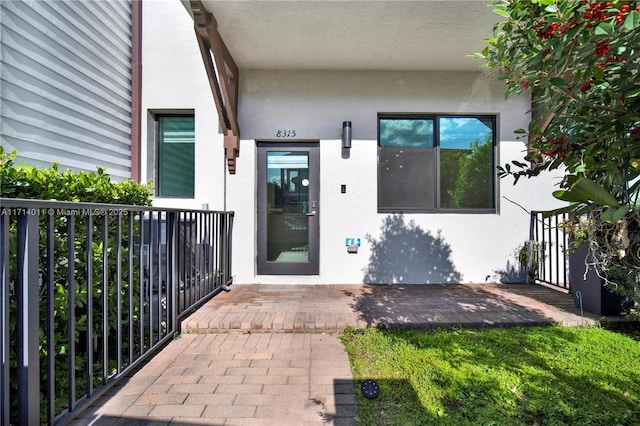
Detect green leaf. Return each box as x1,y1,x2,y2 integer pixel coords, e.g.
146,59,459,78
624,10,640,30
595,22,614,36
566,175,580,186
543,204,578,217
473,47,490,59
594,66,605,80
601,206,629,224
626,88,640,99
573,164,587,173
612,206,629,223
571,177,620,207
554,47,564,60
553,190,586,203
514,128,527,134
550,77,566,87
493,8,510,18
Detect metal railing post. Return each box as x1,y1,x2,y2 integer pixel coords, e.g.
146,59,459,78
16,213,40,425
66,215,77,413
85,215,94,398
45,213,55,424
1,214,10,426
166,211,179,334
226,213,234,284
529,211,536,241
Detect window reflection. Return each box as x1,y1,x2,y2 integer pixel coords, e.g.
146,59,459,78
378,115,495,212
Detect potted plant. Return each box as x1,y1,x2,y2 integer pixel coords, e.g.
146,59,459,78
517,240,541,285
562,214,633,316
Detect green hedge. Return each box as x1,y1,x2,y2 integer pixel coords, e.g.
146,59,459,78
1,147,152,204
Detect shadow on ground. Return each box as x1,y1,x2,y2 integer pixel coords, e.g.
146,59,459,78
346,326,640,425
312,379,359,425
345,283,587,329
492,259,527,284
344,377,426,425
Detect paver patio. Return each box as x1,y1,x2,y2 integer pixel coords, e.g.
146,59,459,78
71,283,606,425
183,283,600,332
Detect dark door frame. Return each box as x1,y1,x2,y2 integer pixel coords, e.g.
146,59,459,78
256,141,320,275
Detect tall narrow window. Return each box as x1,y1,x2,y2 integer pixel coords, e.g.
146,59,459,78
378,114,496,213
157,115,195,198
439,117,495,209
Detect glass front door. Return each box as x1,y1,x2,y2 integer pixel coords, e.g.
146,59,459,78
257,142,319,275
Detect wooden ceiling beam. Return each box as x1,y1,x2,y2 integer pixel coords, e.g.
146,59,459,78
190,0,239,174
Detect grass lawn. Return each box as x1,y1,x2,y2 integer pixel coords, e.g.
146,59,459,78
341,325,640,425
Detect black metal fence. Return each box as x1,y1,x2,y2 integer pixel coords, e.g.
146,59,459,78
529,210,570,291
0,198,234,425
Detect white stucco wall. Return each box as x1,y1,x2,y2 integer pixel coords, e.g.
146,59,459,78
141,0,225,211
143,0,566,285
228,70,566,284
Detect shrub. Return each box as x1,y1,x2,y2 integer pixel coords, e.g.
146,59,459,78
0,147,152,205
478,0,640,304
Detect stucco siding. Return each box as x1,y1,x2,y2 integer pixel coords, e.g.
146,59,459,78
0,0,133,179
228,70,566,284
141,0,225,209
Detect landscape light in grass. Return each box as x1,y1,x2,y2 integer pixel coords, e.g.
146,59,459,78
361,380,380,399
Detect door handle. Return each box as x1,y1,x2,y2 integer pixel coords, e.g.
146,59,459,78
306,211,316,216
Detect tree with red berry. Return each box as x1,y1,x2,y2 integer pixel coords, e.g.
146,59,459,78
478,0,639,306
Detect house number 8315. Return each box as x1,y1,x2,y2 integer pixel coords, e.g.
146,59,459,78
276,130,296,137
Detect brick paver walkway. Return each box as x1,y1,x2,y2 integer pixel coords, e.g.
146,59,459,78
73,332,353,425
71,283,602,425
183,283,599,332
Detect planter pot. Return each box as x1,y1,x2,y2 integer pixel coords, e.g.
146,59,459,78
569,244,628,316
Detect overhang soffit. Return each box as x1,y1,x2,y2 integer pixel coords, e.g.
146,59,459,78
185,0,500,72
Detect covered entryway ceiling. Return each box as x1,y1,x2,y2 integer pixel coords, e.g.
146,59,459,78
187,0,499,72
184,1,500,173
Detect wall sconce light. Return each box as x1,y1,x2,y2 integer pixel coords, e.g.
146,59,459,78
342,121,352,149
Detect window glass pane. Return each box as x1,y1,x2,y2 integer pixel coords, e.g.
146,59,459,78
439,117,494,209
380,118,434,147
378,146,435,210
158,116,194,197
266,151,310,262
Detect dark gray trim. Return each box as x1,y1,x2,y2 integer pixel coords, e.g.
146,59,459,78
150,112,196,199
1,214,10,426
16,214,39,425
256,142,320,275
377,113,499,214
131,0,142,182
